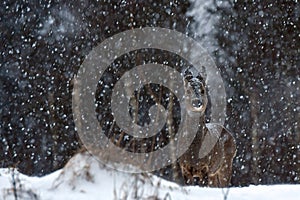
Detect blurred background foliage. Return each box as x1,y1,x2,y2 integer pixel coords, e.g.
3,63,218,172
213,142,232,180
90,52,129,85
0,0,299,186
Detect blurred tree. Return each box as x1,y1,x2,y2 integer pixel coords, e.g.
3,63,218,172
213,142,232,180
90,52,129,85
0,0,193,176
211,0,300,185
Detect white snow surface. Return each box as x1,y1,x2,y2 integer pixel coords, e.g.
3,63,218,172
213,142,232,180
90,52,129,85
1,152,300,200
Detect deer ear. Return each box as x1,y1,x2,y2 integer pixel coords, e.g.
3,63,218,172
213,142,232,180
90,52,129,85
199,66,207,83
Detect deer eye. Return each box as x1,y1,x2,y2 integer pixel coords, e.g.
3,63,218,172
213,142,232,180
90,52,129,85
201,89,205,94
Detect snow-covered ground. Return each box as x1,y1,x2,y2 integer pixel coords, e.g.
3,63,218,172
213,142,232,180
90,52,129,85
1,152,300,200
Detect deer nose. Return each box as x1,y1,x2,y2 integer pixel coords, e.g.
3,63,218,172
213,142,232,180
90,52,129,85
191,98,203,109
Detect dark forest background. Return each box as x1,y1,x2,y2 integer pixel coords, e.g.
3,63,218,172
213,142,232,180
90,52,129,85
1,0,299,186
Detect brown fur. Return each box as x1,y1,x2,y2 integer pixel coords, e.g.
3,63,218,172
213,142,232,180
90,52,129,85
178,124,236,187
178,75,236,187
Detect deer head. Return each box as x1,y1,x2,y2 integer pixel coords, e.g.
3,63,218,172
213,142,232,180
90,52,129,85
183,68,208,116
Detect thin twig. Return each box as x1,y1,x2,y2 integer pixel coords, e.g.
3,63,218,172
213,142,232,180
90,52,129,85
11,168,18,200
222,188,230,200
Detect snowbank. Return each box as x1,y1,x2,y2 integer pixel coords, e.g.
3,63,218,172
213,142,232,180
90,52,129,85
1,152,299,200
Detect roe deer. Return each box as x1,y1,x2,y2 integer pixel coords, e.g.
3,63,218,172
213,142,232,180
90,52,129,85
178,70,236,187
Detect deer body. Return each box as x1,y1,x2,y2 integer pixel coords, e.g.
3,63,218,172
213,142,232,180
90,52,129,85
178,123,236,187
